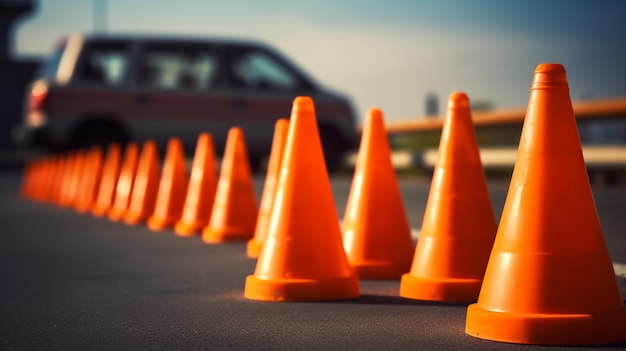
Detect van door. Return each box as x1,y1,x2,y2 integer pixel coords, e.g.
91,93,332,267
220,46,313,162
133,42,232,154
50,40,135,149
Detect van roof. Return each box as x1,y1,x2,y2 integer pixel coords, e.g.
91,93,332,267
50,32,323,91
72,33,273,49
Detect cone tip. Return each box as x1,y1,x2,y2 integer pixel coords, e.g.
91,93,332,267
292,96,315,116
198,132,214,145
532,63,568,90
367,107,383,117
228,126,243,137
367,108,384,123
447,92,470,109
276,118,289,128
168,137,183,148
535,63,566,73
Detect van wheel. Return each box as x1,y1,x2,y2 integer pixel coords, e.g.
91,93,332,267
69,122,127,151
249,156,266,174
319,127,345,173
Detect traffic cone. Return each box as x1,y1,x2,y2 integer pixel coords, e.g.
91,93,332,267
123,140,160,226
92,143,122,217
244,96,359,301
59,150,86,208
68,151,87,208
22,160,41,200
108,142,139,222
342,108,414,279
49,154,68,205
74,146,104,213
399,92,497,301
39,156,60,202
247,118,289,258
465,63,626,345
147,138,188,231
174,133,219,237
202,127,257,243
56,152,75,207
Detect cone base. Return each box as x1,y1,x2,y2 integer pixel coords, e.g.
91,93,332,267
75,203,92,214
244,274,360,302
91,205,110,218
147,215,178,232
399,273,481,303
350,260,411,280
466,303,626,345
202,226,254,244
123,212,149,226
107,208,126,222
246,239,262,258
174,220,206,237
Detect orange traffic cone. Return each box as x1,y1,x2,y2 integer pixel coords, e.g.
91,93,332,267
465,64,626,345
74,146,104,213
174,133,219,237
59,150,86,208
39,156,59,202
123,140,160,226
399,92,497,301
202,127,257,243
246,118,289,258
56,153,75,207
108,142,139,222
23,159,41,201
244,96,359,301
342,108,414,279
49,154,68,205
147,138,188,231
92,143,122,217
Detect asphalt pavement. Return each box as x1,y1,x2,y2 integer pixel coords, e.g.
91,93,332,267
1,170,625,350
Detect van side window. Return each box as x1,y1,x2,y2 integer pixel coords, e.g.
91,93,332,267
138,48,218,90
76,43,128,86
228,50,299,91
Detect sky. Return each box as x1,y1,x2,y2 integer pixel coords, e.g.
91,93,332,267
13,0,626,123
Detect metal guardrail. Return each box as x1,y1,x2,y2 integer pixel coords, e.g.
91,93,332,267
381,97,626,134
346,146,626,172
420,146,626,170
348,97,626,183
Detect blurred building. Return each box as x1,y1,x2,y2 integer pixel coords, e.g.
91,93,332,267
0,0,40,151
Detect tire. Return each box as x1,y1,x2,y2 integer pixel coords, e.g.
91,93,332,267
319,127,345,173
69,122,127,151
249,156,266,175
